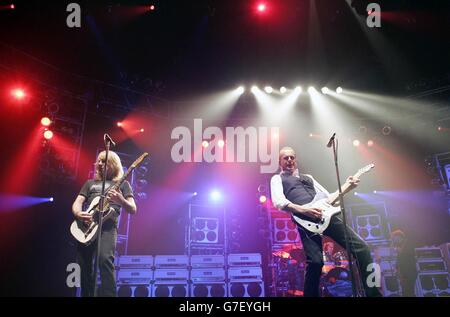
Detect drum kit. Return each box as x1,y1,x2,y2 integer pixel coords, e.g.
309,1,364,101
272,243,353,297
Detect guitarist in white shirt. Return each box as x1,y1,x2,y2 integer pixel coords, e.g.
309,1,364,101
270,147,381,297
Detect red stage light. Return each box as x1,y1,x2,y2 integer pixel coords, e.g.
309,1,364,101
117,122,122,127
140,128,144,133
10,4,15,9
41,117,51,127
149,5,155,11
367,140,374,147
353,139,360,147
11,88,25,100
43,130,53,140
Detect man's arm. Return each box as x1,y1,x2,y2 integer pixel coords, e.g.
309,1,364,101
107,189,137,214
72,195,92,222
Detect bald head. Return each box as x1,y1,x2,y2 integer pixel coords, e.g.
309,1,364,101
279,146,297,173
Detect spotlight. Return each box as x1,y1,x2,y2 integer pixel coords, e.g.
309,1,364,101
294,86,302,93
257,3,267,13
10,4,15,9
49,197,54,202
272,132,279,139
336,87,343,94
251,86,258,94
367,140,374,147
140,128,144,133
11,88,25,100
280,87,287,94
309,133,313,137
210,190,222,202
236,86,245,94
202,140,209,148
193,192,198,196
354,192,358,196
308,86,315,94
321,87,330,94
382,126,391,135
44,130,53,140
218,140,225,148
264,86,273,94
353,139,360,147
149,5,155,11
373,190,377,194
117,122,123,127
41,117,51,127
259,195,267,203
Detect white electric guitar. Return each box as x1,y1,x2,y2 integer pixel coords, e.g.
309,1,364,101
70,152,149,245
292,163,375,234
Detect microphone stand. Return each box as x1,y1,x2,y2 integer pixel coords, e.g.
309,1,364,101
329,135,357,297
93,137,112,297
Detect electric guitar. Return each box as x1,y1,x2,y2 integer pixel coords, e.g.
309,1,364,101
70,152,149,245
292,164,374,234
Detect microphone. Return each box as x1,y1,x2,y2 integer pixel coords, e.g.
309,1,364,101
104,134,116,147
326,133,336,148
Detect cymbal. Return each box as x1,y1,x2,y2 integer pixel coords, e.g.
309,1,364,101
272,250,291,259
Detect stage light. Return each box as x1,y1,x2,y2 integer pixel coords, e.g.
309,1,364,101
202,140,209,148
140,128,144,133
354,192,358,196
210,190,222,202
236,86,245,94
117,122,122,127
49,197,54,202
280,87,287,94
336,87,343,94
272,132,279,139
193,192,198,196
308,86,315,94
149,5,155,11
367,140,374,147
10,4,15,9
321,87,330,94
353,139,360,147
294,86,302,93
44,130,53,140
259,195,267,203
251,86,258,94
264,86,273,94
40,117,51,127
11,88,25,100
218,140,225,148
382,126,391,135
309,133,313,137
257,3,267,13
373,190,377,194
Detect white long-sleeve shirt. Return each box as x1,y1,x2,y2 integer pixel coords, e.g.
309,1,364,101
270,170,330,211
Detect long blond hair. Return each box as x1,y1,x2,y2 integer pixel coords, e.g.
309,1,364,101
94,150,124,181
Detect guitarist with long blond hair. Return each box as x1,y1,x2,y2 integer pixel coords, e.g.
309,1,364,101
72,150,137,297
270,147,381,297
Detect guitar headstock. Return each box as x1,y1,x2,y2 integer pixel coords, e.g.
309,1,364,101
358,163,375,175
130,152,149,169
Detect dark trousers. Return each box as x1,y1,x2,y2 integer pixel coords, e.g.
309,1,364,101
77,222,117,297
298,215,382,297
